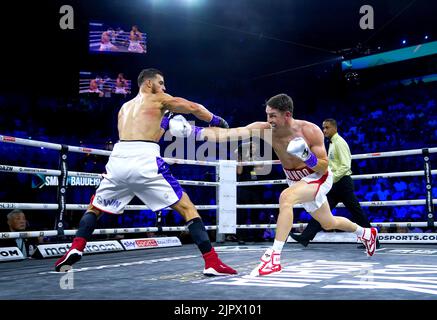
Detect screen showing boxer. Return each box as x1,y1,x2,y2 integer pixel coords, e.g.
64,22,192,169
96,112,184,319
89,22,147,54
79,71,131,98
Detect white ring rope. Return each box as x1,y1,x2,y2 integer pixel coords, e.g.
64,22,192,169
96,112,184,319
0,203,217,211
235,221,437,229
2,135,436,166
239,147,437,166
239,160,281,166
1,221,434,239
351,148,437,160
0,199,433,239
1,134,436,240
0,164,219,187
236,170,437,186
1,225,217,239
3,164,430,187
1,200,432,212
0,135,218,167
236,199,436,209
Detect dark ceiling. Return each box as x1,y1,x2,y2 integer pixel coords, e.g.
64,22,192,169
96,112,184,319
0,0,435,99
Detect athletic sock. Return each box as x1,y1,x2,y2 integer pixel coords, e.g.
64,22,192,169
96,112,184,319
75,211,98,240
354,225,365,238
272,240,285,253
186,217,212,254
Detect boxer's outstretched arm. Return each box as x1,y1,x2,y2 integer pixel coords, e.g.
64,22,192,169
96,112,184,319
202,122,271,142
161,94,213,123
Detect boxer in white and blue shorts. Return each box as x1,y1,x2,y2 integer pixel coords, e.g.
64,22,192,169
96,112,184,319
55,68,236,276
92,141,182,214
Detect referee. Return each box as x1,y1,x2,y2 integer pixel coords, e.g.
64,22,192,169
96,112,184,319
290,118,381,249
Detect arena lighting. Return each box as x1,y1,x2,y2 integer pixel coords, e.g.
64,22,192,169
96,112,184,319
151,0,204,5
182,0,202,4
402,39,407,45
425,35,429,40
342,40,437,70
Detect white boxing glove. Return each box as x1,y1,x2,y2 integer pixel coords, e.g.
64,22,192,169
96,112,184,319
169,115,193,138
286,137,318,168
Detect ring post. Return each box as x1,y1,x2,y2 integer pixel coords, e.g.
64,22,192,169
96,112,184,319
156,210,163,233
216,160,237,243
422,148,435,231
55,144,69,236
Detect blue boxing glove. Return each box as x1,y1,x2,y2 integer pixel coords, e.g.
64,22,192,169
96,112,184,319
209,114,229,128
286,137,318,168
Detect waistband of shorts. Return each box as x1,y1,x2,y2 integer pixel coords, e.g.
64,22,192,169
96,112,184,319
283,166,315,181
111,141,160,157
119,139,158,143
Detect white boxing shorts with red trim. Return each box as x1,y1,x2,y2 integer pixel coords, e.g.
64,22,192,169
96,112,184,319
283,166,333,213
92,141,183,214
128,41,144,53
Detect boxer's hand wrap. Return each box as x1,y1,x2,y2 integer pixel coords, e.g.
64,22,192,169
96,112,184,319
209,114,229,128
286,137,318,168
160,111,174,131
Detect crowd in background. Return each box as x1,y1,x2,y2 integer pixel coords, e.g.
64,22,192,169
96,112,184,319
0,80,436,240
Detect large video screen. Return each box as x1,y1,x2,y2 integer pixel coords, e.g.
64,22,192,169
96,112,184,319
89,22,147,54
79,71,132,97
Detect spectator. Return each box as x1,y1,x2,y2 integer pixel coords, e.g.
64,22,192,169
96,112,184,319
1,210,42,258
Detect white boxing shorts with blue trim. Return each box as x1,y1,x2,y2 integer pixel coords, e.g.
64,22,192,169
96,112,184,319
92,141,183,214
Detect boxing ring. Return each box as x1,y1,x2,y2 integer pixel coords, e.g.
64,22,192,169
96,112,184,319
79,78,132,95
1,134,437,300
89,29,147,53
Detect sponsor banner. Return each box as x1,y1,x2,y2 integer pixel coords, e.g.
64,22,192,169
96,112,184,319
36,240,123,258
378,233,437,243
0,165,14,172
287,232,437,243
121,236,181,251
39,175,102,187
0,247,24,262
3,136,16,142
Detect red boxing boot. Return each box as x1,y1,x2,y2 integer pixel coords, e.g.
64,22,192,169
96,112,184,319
54,237,87,272
203,248,238,276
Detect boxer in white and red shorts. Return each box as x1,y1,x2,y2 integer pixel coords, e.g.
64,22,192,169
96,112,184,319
169,93,379,277
283,166,333,213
